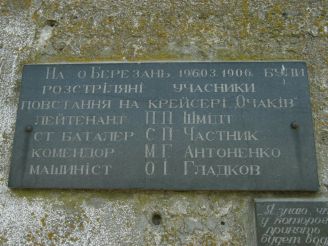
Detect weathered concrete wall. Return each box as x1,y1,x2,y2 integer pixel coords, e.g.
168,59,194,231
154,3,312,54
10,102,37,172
0,0,327,245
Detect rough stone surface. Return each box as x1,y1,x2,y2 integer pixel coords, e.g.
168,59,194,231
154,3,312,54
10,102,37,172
0,0,327,245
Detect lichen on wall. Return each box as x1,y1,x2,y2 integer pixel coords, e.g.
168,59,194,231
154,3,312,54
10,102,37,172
0,0,327,245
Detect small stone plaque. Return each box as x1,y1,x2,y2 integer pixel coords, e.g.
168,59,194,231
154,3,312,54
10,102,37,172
8,62,318,189
255,199,328,246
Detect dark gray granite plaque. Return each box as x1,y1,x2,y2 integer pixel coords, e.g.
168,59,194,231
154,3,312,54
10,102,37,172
255,199,328,246
8,62,318,190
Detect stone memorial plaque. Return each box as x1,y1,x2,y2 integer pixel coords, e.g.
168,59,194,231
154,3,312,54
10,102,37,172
255,199,328,246
8,62,318,190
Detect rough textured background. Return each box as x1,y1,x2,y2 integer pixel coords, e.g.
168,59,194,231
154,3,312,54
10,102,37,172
0,0,327,245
